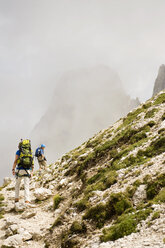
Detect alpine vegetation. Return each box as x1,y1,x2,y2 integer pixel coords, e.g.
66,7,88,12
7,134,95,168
0,90,165,248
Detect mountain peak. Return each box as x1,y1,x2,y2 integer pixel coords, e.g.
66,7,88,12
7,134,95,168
152,64,165,96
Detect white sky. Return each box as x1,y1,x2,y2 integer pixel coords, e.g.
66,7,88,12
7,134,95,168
0,0,165,182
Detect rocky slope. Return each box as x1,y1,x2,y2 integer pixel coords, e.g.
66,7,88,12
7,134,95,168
31,66,139,161
0,90,165,248
153,65,165,96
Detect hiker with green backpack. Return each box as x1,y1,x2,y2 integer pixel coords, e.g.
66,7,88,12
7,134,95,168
12,139,34,204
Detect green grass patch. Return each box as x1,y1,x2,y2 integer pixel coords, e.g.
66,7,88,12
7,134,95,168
154,188,165,203
100,208,152,242
0,194,4,201
122,107,145,126
162,112,165,121
70,221,87,234
53,194,64,210
0,193,4,219
86,169,117,194
74,197,90,212
151,211,160,220
61,221,87,248
144,108,158,119
146,174,165,200
83,192,132,228
153,93,165,105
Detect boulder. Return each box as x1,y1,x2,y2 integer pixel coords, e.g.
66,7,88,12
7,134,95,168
2,234,23,247
34,187,52,200
21,210,36,219
21,231,32,241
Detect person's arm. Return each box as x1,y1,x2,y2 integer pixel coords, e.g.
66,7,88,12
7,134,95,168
12,155,19,175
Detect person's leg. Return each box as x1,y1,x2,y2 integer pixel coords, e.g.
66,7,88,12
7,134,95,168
41,160,47,169
37,156,43,170
24,175,30,203
15,176,21,202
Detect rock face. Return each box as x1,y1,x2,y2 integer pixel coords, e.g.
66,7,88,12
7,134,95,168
153,64,165,96
31,66,140,160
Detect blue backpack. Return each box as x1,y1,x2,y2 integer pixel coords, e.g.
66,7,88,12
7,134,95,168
35,147,42,157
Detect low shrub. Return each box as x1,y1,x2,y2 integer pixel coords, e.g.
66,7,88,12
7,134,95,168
74,198,89,212
70,221,87,234
53,194,64,210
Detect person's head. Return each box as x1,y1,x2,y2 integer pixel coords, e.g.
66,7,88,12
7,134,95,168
41,144,46,149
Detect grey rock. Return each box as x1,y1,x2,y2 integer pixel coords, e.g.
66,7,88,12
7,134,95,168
21,210,36,219
14,202,26,212
153,64,165,96
2,234,23,247
133,184,146,206
5,217,18,228
21,231,32,241
34,187,52,200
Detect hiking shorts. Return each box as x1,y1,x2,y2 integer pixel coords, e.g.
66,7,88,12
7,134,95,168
37,156,47,169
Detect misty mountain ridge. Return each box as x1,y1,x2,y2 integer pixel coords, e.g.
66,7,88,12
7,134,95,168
0,89,165,247
32,65,140,161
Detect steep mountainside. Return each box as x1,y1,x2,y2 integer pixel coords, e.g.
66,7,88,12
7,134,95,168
153,65,165,96
0,90,165,248
31,66,139,161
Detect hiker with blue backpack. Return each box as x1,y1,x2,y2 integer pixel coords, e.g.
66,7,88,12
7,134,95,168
12,139,34,204
35,144,47,171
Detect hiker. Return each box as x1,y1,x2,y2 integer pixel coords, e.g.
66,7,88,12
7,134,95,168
12,139,34,204
35,144,47,170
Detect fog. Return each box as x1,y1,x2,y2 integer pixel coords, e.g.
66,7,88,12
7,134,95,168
31,66,140,162
0,0,165,184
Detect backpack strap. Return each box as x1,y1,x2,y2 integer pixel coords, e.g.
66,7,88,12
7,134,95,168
16,169,31,178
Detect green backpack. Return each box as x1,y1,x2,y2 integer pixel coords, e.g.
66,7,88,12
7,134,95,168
17,139,34,169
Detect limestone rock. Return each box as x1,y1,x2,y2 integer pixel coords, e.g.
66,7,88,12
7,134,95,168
10,224,18,234
21,231,32,241
21,209,36,219
34,187,52,200
5,216,18,228
14,202,26,212
133,184,147,206
2,234,23,247
59,178,68,186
